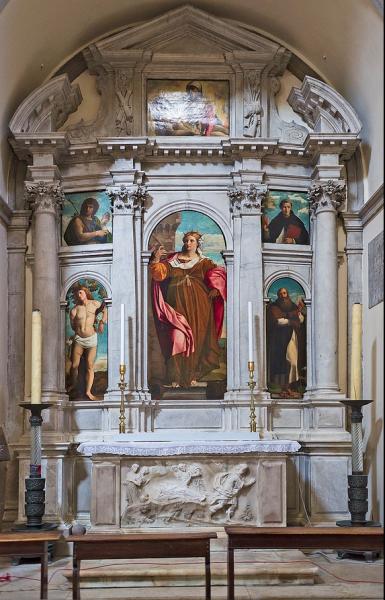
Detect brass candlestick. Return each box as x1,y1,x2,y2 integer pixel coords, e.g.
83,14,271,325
248,361,257,433
118,364,128,434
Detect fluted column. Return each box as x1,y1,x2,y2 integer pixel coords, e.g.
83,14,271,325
308,179,346,398
25,182,63,400
228,183,267,398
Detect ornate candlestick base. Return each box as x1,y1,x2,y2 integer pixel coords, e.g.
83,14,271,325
13,403,57,531
247,361,257,433
336,400,381,530
118,364,128,434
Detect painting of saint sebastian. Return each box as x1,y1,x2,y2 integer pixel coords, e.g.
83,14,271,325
149,231,226,388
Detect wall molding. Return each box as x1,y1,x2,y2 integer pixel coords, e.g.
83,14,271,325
0,194,12,227
360,184,384,226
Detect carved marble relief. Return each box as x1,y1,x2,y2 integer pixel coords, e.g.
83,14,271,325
121,461,256,526
243,71,262,137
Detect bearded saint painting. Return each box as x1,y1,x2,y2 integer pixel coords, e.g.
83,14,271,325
266,278,307,399
148,211,227,399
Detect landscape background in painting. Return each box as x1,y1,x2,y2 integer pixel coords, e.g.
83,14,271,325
61,191,113,246
262,190,310,237
147,79,229,137
266,277,307,399
65,278,108,400
148,210,227,399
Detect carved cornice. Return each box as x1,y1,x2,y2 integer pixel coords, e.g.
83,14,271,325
308,180,346,215
288,76,362,135
107,184,148,214
228,184,267,215
25,182,64,215
359,184,384,226
9,75,82,135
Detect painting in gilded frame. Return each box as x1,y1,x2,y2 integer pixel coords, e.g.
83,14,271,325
65,278,108,401
147,79,229,137
148,210,227,400
262,191,310,245
266,277,307,399
62,191,113,247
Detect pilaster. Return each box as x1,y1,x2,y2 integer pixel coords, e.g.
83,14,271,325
228,179,268,399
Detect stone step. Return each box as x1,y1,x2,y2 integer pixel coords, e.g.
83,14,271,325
64,550,319,588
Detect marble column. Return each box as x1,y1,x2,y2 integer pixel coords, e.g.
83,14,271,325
308,179,346,398
25,182,63,401
228,183,267,398
106,184,147,399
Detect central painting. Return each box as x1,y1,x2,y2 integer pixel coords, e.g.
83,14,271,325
148,211,227,400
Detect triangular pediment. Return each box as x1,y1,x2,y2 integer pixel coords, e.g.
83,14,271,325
94,5,281,57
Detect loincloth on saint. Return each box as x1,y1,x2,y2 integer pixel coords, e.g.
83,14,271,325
73,333,97,349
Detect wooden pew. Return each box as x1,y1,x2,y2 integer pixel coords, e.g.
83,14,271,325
68,531,217,600
225,526,384,600
0,531,61,599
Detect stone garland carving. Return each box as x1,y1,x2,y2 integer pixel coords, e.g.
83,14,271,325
107,184,148,214
228,184,268,214
114,70,133,136
121,462,256,526
243,71,262,138
308,180,346,214
25,181,64,214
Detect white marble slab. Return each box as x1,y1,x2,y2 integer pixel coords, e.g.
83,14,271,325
77,438,301,457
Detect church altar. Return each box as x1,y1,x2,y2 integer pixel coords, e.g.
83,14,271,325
77,435,300,530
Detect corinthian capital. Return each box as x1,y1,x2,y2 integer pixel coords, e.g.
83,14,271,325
107,184,148,214
228,184,267,215
25,181,64,214
308,180,346,215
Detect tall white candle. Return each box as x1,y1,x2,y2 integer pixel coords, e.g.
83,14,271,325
31,310,42,404
350,303,362,400
248,301,253,363
120,304,125,366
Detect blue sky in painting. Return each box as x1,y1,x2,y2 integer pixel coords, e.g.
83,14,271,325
267,277,306,304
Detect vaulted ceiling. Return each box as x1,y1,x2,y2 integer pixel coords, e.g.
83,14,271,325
0,0,383,200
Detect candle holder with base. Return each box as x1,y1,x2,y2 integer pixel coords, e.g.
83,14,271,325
118,364,128,434
336,399,381,561
13,403,57,531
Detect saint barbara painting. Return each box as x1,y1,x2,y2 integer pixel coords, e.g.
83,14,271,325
266,278,306,399
148,211,227,400
147,80,229,137
65,278,108,400
62,191,113,246
262,191,310,245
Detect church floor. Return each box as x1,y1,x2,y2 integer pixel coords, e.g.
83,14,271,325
0,548,383,599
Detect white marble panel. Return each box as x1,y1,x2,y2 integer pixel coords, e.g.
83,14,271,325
154,408,223,429
75,458,92,514
314,406,344,429
310,457,349,518
272,408,302,429
71,409,103,431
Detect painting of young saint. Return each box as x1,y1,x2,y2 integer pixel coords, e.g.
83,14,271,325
62,191,112,246
147,80,229,137
148,211,227,400
266,278,306,399
262,191,310,245
65,279,108,400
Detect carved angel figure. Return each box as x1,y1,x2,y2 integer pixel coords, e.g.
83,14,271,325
209,463,255,519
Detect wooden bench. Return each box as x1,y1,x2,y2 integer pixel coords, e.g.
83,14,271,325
225,526,384,600
0,531,61,599
68,531,217,600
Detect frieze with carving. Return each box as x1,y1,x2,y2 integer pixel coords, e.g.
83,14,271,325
308,180,346,214
121,461,256,526
25,182,64,214
229,184,268,214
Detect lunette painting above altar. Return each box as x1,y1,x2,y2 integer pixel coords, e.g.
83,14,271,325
8,5,362,166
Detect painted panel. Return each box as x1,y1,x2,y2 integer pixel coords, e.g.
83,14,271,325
62,191,112,247
262,191,310,245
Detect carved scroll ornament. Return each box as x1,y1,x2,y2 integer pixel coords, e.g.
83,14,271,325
308,180,346,215
228,184,267,214
107,184,148,214
25,181,64,214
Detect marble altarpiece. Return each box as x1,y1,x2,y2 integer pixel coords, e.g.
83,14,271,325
5,6,365,531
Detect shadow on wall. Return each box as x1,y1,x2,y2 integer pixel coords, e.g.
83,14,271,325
364,339,383,523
